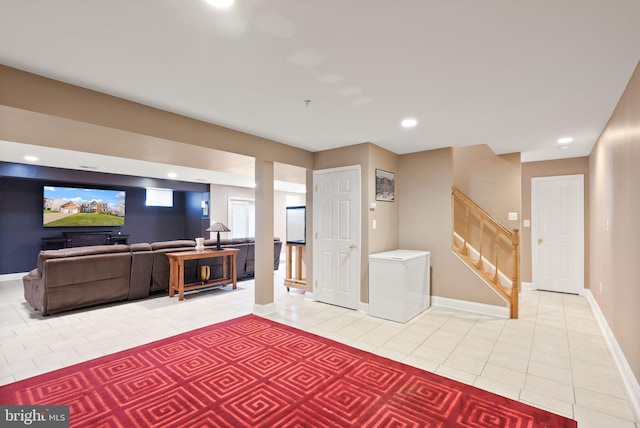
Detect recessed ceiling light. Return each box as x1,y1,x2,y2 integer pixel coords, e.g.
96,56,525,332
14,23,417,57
205,0,234,8
168,172,177,179
24,155,38,162
557,137,573,144
401,118,417,128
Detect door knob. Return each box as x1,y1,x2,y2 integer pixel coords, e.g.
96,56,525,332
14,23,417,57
349,244,357,250
538,238,543,244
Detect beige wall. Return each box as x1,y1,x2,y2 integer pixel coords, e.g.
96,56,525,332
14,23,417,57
312,143,511,308
589,62,640,382
453,145,521,227
368,144,400,254
521,158,589,284
399,148,505,306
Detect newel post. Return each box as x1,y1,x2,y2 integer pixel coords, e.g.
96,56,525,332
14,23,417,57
510,228,520,318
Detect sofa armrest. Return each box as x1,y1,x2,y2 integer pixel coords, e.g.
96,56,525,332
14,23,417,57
129,243,154,300
23,269,46,314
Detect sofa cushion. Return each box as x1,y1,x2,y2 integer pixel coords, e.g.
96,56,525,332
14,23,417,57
151,240,196,250
37,245,130,276
129,243,152,252
45,252,132,288
40,245,130,258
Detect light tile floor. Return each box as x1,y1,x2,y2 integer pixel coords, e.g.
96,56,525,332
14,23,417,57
0,270,638,428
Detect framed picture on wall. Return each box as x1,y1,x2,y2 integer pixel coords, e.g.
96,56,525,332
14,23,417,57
375,169,395,202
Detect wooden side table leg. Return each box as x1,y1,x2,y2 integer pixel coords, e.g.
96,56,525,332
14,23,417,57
222,255,228,286
169,259,176,298
178,261,185,301
231,254,237,289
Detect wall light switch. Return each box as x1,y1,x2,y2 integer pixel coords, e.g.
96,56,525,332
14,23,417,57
372,219,377,229
523,219,530,228
508,212,518,221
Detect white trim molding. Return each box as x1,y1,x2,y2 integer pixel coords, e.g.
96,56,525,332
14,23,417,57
0,272,27,282
253,303,276,315
583,289,640,421
431,296,509,319
521,281,535,291
358,301,369,314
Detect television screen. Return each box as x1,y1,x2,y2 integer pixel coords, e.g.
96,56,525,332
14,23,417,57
43,186,126,227
286,206,306,244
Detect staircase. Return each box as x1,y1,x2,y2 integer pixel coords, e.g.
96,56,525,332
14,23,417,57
451,187,520,318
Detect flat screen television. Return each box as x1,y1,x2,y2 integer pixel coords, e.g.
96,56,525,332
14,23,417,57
43,186,126,227
286,206,306,244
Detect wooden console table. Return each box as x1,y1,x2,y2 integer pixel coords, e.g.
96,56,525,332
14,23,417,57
284,243,306,291
166,249,239,301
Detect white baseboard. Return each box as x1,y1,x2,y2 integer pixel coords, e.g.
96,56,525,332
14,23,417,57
0,272,27,282
253,302,276,315
583,289,640,421
431,296,509,318
358,301,369,314
521,281,535,290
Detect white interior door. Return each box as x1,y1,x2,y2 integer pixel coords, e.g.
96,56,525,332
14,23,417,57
228,198,255,238
313,166,360,309
532,175,584,294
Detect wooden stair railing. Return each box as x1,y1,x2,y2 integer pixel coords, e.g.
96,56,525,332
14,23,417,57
451,187,520,318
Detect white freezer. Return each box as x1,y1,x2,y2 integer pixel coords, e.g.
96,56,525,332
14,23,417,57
368,249,430,323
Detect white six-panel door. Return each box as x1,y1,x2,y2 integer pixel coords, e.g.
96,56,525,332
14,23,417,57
313,166,360,309
532,174,584,294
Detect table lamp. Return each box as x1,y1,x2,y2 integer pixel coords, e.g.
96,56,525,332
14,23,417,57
206,222,231,250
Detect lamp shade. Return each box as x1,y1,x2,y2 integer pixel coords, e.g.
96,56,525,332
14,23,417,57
206,222,231,250
206,222,230,233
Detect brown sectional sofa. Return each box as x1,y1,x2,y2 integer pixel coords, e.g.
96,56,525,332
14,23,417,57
22,237,283,316
149,240,200,293
23,245,132,316
200,237,283,281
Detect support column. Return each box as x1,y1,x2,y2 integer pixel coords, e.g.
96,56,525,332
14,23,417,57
253,159,275,314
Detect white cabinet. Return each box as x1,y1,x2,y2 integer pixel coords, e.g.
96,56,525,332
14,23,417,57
368,250,430,323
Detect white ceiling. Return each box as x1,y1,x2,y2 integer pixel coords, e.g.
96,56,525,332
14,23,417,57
1,0,640,178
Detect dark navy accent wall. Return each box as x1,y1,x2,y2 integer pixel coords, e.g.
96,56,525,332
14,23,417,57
185,191,210,240
0,163,209,274
0,178,44,275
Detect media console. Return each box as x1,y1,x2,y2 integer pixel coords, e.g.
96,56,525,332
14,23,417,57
41,231,129,250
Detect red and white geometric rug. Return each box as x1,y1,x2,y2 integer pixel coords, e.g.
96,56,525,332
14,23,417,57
0,314,577,427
